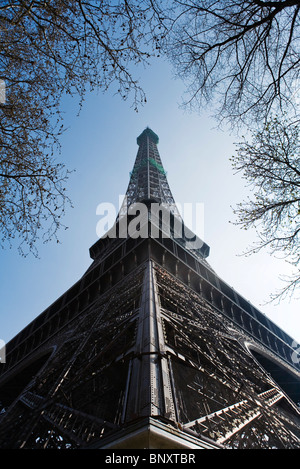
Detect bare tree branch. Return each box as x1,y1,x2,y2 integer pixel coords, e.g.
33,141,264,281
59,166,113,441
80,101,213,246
0,0,166,255
231,116,300,300
164,0,300,125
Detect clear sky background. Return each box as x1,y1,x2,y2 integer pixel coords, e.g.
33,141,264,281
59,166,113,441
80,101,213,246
0,58,299,345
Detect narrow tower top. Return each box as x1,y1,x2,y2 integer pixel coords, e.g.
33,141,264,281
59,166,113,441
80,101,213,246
125,127,170,206
90,128,210,262
137,127,159,146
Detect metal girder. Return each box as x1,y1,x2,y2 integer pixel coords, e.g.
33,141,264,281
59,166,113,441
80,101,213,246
0,266,146,448
124,260,177,422
153,263,300,449
183,388,284,443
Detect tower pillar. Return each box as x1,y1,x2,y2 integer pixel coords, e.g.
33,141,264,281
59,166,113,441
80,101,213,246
125,260,176,423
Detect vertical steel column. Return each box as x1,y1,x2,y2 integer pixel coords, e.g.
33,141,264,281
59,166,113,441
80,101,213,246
124,260,176,422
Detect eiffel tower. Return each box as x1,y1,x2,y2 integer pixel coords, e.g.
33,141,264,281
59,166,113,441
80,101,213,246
0,127,300,449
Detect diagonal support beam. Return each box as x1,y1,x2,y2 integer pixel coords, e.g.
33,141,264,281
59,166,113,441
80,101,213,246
183,387,284,443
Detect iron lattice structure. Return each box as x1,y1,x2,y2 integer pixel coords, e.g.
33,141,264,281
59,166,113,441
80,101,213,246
0,128,300,449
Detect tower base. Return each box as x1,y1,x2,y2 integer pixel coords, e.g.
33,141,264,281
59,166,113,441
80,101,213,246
90,417,221,449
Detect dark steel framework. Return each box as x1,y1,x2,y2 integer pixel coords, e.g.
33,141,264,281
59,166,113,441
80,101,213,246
0,128,299,449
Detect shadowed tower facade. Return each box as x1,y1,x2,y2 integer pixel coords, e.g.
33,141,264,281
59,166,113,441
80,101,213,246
0,128,300,449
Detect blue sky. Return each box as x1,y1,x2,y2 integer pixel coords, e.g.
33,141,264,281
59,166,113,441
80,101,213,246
0,58,299,345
